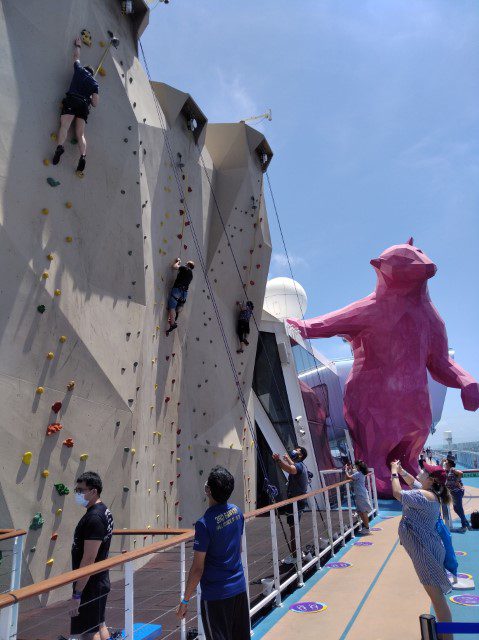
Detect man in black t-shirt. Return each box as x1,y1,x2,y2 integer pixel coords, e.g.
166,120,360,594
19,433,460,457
52,37,99,174
69,471,113,640
166,257,195,335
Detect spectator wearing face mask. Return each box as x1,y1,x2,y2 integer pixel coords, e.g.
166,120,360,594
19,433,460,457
272,446,308,564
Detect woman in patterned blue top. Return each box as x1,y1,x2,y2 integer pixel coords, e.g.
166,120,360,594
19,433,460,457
390,460,453,640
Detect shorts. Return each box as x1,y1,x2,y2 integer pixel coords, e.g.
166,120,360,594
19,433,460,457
167,287,187,310
237,319,250,338
201,591,250,640
285,499,306,527
70,582,109,635
61,94,90,122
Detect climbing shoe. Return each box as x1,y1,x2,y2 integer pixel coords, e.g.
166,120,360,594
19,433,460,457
52,145,64,165
77,155,86,172
243,339,249,346
166,323,178,336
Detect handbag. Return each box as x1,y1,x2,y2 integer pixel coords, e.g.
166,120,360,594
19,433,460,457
436,516,458,576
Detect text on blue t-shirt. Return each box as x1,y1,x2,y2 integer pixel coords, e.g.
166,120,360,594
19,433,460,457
193,502,246,601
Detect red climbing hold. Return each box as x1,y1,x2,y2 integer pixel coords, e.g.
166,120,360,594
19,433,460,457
177,234,183,239
185,221,190,226
177,473,181,478
175,500,180,506
183,244,188,250
166,355,170,361
187,187,192,192
62,438,74,448
256,264,261,269
178,516,183,522
169,480,174,486
179,209,185,215
176,429,181,434
250,280,255,286
46,423,63,436
172,379,176,384
165,396,170,403
50,533,58,541
51,401,62,414
249,249,254,254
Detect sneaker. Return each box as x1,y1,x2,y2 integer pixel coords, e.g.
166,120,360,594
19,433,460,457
357,528,371,536
236,348,244,354
282,555,296,565
166,323,178,336
243,339,249,346
52,145,64,165
303,551,313,562
457,526,467,533
77,155,86,172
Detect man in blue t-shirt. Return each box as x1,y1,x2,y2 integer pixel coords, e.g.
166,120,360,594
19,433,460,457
273,446,309,564
176,466,249,640
52,37,99,174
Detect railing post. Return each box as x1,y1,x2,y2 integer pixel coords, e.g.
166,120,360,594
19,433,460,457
325,488,334,555
308,495,321,570
371,470,379,515
124,560,135,640
345,483,354,536
419,613,438,640
292,501,304,587
335,486,345,546
196,584,205,639
180,541,186,640
241,527,252,637
0,535,24,640
269,510,282,607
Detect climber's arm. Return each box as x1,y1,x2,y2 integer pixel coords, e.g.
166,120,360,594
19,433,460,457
287,297,374,340
73,37,81,62
91,93,99,108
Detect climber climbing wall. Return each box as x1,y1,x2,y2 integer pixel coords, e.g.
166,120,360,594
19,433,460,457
0,0,272,597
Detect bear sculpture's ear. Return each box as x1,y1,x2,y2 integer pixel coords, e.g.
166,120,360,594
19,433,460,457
406,237,414,245
370,258,382,269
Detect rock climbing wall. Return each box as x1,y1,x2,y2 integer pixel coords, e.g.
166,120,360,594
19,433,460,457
0,0,272,595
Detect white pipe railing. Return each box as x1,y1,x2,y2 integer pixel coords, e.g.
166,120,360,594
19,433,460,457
0,471,379,640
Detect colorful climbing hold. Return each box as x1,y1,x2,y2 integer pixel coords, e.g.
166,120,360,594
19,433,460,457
80,453,89,461
43,158,50,166
55,508,62,516
62,438,74,448
54,289,61,296
66,381,75,391
52,401,62,413
59,335,67,343
47,253,54,261
131,448,136,455
50,533,58,541
46,423,62,435
65,201,73,209
41,208,49,215
42,271,49,279
29,513,44,530
22,451,33,465
50,132,57,141
123,486,130,492
47,177,60,187
98,66,106,77
54,482,69,496
46,352,54,360
65,236,73,243
46,558,54,566
41,469,50,478
37,305,46,314
36,386,44,394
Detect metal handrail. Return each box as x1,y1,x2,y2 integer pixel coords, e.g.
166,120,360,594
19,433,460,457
0,530,27,542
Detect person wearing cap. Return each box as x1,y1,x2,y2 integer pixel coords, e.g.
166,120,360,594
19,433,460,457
390,460,453,640
444,458,470,532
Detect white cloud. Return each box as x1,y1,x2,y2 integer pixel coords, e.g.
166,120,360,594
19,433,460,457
270,252,307,270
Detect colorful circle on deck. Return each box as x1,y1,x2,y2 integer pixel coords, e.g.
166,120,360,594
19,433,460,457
354,541,373,546
450,594,479,607
455,551,468,556
289,601,328,613
447,572,473,580
326,561,352,569
370,527,383,531
379,515,395,519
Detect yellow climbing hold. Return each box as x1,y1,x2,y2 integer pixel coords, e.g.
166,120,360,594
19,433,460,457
59,335,67,343
99,40,105,47
147,525,151,530
50,132,57,141
98,66,106,77
47,253,54,261
46,352,54,360
65,201,73,209
41,208,49,215
43,158,50,166
36,386,44,394
42,271,49,279
156,480,161,485
176,457,181,462
65,236,73,243
165,213,170,219
154,383,158,390
22,451,33,465
148,488,151,494
54,289,61,296
131,448,136,455
55,508,62,516
80,453,89,461
41,469,50,478
230,444,234,448
46,558,54,566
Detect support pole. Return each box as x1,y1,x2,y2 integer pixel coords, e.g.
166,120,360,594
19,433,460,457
124,560,135,640
269,510,282,607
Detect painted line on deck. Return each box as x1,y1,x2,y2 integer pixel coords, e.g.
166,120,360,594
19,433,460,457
338,537,401,640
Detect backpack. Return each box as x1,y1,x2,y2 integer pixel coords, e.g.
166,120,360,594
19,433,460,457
471,511,479,529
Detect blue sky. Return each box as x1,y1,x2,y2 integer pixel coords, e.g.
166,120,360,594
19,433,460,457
142,0,479,444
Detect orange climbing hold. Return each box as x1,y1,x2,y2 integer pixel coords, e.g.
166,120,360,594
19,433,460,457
41,208,49,215
65,201,73,209
62,438,74,448
43,158,50,166
46,423,63,435
41,469,50,478
98,66,106,77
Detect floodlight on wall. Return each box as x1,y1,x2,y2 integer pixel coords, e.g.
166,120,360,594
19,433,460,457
261,152,269,165
299,428,306,436
121,0,133,14
187,117,198,132
295,416,303,423
177,153,185,169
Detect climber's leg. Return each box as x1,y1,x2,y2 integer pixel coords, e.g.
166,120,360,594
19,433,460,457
75,117,87,157
53,113,74,164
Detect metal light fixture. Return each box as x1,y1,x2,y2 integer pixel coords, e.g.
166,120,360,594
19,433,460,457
187,117,198,132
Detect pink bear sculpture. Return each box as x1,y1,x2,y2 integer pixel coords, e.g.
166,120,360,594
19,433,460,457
288,239,479,497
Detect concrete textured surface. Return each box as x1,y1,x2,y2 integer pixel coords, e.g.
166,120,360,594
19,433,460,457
0,0,272,599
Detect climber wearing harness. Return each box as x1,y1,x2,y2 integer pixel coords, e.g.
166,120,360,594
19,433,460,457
52,37,99,173
236,301,254,354
166,258,194,335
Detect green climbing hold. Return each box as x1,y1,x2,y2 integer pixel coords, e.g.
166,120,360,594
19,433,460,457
124,447,130,452
37,304,46,314
199,470,203,476
30,513,44,530
47,177,61,187
54,482,70,496
70,137,78,145
123,486,130,492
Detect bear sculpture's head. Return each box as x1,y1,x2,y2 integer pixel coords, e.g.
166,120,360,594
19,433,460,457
370,238,437,288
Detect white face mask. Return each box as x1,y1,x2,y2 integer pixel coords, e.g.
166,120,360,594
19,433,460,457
75,492,89,508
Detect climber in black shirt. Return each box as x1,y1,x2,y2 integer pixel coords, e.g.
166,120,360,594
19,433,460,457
166,258,195,335
69,471,113,640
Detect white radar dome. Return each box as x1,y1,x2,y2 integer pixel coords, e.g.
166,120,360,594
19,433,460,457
263,277,308,320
